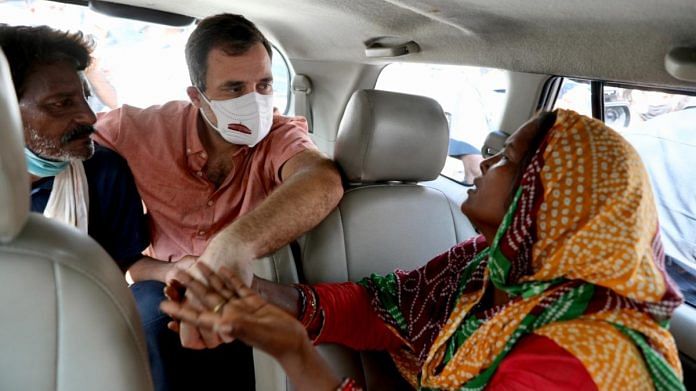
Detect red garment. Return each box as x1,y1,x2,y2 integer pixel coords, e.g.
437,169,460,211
487,333,597,391
313,282,402,351
314,282,597,391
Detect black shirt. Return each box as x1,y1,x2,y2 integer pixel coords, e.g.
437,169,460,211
31,144,150,272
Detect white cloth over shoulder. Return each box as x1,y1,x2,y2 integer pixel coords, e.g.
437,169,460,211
43,160,89,233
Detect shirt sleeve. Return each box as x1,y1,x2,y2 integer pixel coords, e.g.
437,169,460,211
93,108,124,153
313,282,404,351
487,333,598,391
262,115,319,183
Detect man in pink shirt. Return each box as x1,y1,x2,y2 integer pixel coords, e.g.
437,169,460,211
94,14,343,391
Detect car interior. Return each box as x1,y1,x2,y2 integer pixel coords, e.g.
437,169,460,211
0,0,694,390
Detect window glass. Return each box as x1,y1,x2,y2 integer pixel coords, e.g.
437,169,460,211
553,79,696,306
376,63,508,185
555,78,592,118
0,0,292,113
271,46,291,115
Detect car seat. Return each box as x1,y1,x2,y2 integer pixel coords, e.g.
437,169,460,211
0,49,153,391
300,89,477,389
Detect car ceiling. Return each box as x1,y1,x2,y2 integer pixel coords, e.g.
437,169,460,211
101,0,696,90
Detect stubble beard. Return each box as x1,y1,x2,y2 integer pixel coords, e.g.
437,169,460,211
26,126,95,161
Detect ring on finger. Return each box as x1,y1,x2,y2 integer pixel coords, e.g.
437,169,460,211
213,299,228,314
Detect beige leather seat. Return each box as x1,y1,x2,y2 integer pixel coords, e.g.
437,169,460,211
300,89,477,389
0,50,153,391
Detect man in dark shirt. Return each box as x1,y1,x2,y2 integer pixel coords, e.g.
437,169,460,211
1,24,148,271
30,144,149,271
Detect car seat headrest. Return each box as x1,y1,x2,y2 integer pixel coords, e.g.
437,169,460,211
0,50,30,243
334,89,449,183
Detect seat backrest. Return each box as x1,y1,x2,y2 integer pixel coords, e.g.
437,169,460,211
0,49,153,391
252,245,300,391
301,89,477,389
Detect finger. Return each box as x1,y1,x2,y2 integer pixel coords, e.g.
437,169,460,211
196,262,235,299
164,280,186,302
192,262,215,286
208,273,235,300
178,274,227,311
199,326,224,349
179,322,207,350
219,267,256,298
167,320,180,333
160,300,202,326
212,311,260,345
196,261,215,275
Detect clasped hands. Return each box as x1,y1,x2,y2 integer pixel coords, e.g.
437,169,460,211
160,262,310,362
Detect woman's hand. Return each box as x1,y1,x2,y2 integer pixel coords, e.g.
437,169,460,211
160,263,347,390
161,263,307,361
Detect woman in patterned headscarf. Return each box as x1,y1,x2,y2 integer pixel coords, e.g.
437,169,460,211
161,109,684,391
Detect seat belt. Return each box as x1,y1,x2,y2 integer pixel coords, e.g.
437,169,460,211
292,74,314,133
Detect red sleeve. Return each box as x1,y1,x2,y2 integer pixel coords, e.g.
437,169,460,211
313,282,404,351
488,334,597,391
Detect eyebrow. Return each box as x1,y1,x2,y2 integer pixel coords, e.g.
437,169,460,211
40,90,83,101
219,76,274,90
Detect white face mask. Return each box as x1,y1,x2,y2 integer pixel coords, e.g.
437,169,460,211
198,89,274,147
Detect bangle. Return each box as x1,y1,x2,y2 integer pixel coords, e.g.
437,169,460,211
336,378,361,391
295,285,307,316
294,284,318,328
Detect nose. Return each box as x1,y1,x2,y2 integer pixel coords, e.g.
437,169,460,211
76,97,97,125
479,154,500,174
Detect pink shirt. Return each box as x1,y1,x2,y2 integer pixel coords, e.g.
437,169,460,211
94,101,316,262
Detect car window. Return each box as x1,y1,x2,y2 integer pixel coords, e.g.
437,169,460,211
0,0,292,114
376,63,508,185
554,79,696,306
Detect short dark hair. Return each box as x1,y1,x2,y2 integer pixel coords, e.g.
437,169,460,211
0,24,93,98
185,13,272,91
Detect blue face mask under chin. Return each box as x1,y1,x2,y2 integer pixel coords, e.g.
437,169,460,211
24,147,69,177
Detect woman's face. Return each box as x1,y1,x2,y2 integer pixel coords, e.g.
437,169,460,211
460,116,546,241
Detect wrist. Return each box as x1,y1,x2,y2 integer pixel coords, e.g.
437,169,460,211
277,337,319,380
279,337,343,391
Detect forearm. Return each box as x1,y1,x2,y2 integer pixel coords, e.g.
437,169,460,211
280,338,343,391
252,276,300,316
215,159,342,261
126,256,169,282
253,277,403,351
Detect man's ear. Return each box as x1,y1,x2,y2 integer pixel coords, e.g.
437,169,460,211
187,86,202,108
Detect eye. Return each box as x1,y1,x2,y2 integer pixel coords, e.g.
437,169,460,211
51,98,74,109
257,82,272,92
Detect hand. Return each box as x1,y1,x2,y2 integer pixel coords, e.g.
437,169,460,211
163,257,226,349
197,232,254,286
161,263,309,361
164,255,197,284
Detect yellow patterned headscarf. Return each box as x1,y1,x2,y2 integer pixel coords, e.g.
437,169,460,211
362,109,684,390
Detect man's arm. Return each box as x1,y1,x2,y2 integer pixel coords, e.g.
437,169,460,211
198,149,343,283
127,255,197,283
179,149,342,349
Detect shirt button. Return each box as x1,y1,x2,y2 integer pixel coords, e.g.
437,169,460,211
196,171,203,177
207,200,214,207
186,148,191,154
198,230,205,236
200,152,207,159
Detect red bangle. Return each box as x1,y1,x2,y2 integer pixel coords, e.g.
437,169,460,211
336,378,362,391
